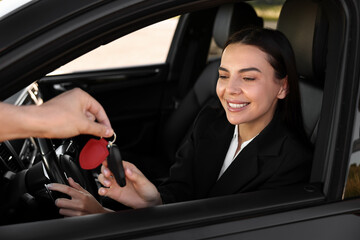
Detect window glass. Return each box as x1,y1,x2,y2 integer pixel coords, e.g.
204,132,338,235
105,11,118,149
49,17,179,75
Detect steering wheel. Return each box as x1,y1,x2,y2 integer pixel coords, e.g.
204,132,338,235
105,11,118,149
35,138,68,185
34,138,96,200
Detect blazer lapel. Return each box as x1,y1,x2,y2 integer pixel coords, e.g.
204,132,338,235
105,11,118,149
208,112,287,197
241,130,287,192
208,139,259,197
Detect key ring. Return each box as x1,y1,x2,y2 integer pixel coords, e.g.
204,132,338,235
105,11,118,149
107,132,117,147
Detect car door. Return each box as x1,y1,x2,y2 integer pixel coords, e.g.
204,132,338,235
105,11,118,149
1,0,360,239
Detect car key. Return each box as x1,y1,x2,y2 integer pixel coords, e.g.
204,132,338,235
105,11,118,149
79,137,109,170
107,143,126,187
79,133,126,187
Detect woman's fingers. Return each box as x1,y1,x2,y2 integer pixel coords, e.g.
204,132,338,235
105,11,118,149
98,186,109,196
99,161,126,187
102,159,108,168
47,184,85,215
68,177,85,192
47,178,84,199
48,179,107,216
98,162,133,199
122,162,146,186
47,183,72,197
98,161,139,189
98,173,113,188
55,197,80,211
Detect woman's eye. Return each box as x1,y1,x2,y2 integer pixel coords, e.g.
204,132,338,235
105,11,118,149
219,75,228,79
243,77,255,81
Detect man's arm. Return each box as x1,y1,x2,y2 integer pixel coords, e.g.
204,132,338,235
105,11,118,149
0,88,113,141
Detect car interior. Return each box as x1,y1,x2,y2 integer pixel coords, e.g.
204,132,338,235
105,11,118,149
278,0,326,144
0,0,352,233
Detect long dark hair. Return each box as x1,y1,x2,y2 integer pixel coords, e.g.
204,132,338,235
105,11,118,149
224,28,308,143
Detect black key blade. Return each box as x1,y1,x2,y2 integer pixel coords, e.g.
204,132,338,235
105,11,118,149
107,144,126,187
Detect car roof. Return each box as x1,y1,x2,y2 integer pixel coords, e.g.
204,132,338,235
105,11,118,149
0,0,112,55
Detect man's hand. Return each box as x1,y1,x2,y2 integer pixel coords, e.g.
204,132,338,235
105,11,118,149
0,88,113,141
37,88,113,139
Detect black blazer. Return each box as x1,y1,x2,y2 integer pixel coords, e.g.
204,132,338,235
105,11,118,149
158,102,313,204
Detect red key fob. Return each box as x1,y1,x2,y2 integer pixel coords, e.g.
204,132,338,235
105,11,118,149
79,138,109,169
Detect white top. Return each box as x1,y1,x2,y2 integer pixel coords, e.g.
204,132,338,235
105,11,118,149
218,125,256,179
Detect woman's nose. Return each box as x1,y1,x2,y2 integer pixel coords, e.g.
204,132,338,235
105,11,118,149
226,77,243,95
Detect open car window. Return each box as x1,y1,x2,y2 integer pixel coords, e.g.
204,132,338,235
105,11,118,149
49,17,179,75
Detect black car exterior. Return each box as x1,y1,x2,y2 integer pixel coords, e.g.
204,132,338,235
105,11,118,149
1,0,360,239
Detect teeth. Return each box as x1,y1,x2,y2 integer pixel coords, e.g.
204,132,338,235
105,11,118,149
228,102,249,108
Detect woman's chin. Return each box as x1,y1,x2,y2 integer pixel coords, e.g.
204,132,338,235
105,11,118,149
225,114,246,126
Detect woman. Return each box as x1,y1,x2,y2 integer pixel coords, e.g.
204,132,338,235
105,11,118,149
48,28,313,215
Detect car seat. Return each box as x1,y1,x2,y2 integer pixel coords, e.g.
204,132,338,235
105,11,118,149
277,0,328,144
161,2,264,164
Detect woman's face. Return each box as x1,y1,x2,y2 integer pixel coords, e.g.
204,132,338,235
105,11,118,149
216,43,287,128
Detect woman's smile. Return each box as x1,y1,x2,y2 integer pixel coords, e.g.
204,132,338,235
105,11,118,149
226,100,250,111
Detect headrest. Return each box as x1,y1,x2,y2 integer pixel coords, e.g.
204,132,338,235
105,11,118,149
277,0,328,88
213,2,263,49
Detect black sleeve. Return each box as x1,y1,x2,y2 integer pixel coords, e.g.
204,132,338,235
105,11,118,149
157,99,223,204
157,134,196,204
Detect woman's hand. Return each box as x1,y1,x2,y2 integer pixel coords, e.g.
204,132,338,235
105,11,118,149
98,161,162,209
47,177,112,217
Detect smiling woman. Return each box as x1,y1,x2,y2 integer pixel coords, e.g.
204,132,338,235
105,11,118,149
154,27,313,204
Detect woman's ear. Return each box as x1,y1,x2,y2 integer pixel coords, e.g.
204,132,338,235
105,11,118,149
277,76,289,99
